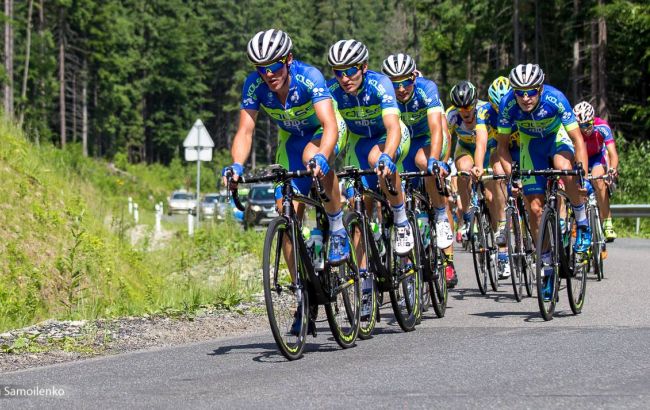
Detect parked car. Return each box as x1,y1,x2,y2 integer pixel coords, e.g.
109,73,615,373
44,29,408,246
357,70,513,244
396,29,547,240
167,190,197,215
200,193,221,218
243,184,277,229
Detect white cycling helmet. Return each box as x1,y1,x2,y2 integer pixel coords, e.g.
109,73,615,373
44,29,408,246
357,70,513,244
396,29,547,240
509,63,545,89
247,29,293,64
382,53,416,77
328,39,369,67
573,101,595,123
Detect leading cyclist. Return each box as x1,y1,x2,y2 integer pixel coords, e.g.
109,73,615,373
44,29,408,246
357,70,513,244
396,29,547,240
496,63,590,300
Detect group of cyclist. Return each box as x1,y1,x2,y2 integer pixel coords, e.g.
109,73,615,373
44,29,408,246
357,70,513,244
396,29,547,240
223,29,619,317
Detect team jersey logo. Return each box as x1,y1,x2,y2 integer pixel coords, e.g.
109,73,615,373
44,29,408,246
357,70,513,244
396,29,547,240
412,99,420,110
363,94,371,104
243,97,255,106
312,87,325,97
562,111,572,121
290,90,300,103
382,94,394,103
537,107,548,117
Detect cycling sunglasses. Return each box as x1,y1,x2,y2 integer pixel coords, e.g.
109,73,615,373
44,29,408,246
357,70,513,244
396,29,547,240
255,57,288,76
579,120,594,129
514,88,540,98
333,65,362,78
458,105,475,113
392,76,415,89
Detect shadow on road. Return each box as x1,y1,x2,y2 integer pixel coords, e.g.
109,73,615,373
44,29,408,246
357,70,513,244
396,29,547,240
450,288,519,303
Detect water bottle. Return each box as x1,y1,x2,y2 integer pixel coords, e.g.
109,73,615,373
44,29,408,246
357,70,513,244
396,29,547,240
311,228,324,271
417,212,431,248
370,222,385,256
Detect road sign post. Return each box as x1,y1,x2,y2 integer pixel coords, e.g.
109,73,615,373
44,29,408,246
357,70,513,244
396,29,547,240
183,119,214,230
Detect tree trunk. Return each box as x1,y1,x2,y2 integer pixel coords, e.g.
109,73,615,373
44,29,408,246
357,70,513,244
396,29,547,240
4,0,14,118
513,0,520,65
72,72,77,142
590,18,598,107
534,0,540,63
18,0,34,126
58,9,66,147
466,49,472,81
82,60,88,157
266,116,272,165
571,0,580,103
597,0,608,119
251,130,256,170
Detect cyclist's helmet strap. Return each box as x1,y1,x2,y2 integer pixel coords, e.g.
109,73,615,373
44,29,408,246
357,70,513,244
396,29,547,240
488,76,511,107
382,53,416,77
573,101,595,123
449,80,477,108
247,29,293,65
509,63,545,89
328,39,369,67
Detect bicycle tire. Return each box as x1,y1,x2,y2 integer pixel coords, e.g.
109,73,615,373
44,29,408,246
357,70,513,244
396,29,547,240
470,209,489,295
388,213,420,332
324,256,361,348
483,211,499,292
536,208,560,321
506,208,525,302
590,207,604,281
566,215,588,315
428,243,448,318
343,211,377,340
522,215,535,297
263,217,307,360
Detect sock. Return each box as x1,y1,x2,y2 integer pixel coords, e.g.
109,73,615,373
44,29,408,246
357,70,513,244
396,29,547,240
572,203,587,226
498,219,506,230
392,203,408,226
463,211,472,224
327,210,344,233
435,206,448,222
444,253,454,264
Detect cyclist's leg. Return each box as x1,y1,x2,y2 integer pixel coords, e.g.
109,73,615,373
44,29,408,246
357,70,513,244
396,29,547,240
455,144,475,237
589,153,615,235
519,132,549,243
486,147,507,234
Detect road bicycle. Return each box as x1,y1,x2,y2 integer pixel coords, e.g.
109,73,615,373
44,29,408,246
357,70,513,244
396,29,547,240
227,163,360,360
586,174,609,281
516,166,588,320
505,163,536,302
337,163,420,334
458,170,505,295
400,164,448,319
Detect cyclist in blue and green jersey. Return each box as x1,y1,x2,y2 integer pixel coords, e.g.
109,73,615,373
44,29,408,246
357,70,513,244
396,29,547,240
447,81,507,269
327,39,414,258
496,63,590,301
224,29,349,272
382,53,458,287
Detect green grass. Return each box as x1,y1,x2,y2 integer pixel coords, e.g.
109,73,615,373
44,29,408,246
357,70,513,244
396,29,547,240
0,118,264,332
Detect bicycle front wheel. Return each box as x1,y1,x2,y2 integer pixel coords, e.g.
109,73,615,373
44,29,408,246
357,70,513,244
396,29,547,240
470,209,489,295
590,206,604,281
506,207,525,302
536,208,560,321
388,214,421,332
324,257,360,349
263,217,307,360
428,244,448,318
483,211,499,291
566,216,588,315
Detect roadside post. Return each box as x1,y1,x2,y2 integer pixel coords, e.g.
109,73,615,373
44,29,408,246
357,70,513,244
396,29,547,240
155,204,162,234
183,119,214,231
134,203,139,224
188,210,194,236
128,197,133,215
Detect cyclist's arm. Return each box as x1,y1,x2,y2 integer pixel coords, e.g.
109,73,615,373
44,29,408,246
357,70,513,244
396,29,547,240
442,115,452,163
427,111,443,160
231,109,258,165
496,133,513,175
567,127,588,175
474,127,488,170
313,99,338,159
382,113,401,159
605,141,619,171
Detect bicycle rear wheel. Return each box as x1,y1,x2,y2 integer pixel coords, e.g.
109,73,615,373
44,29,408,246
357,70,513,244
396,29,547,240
589,206,604,281
506,207,525,302
522,216,536,297
536,208,560,321
263,217,307,360
483,211,499,291
566,216,588,315
324,256,360,348
342,211,377,340
388,214,420,332
470,210,489,294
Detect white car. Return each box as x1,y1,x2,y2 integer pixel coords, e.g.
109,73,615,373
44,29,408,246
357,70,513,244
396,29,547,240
167,190,197,215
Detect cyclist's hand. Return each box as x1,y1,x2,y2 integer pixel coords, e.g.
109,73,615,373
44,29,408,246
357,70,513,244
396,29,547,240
584,180,595,196
309,153,329,178
471,165,483,179
428,158,450,177
221,163,243,187
608,167,619,180
375,153,396,177
510,179,522,196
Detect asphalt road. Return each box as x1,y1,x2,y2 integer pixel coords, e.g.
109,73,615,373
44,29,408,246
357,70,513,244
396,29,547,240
2,238,649,409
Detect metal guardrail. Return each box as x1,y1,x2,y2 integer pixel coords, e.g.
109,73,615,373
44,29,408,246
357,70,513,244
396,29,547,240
611,204,650,234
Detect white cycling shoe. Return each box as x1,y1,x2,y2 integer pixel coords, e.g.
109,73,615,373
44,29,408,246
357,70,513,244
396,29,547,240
436,220,454,249
394,224,414,256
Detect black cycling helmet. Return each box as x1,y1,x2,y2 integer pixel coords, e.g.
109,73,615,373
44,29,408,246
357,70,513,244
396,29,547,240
450,81,478,108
